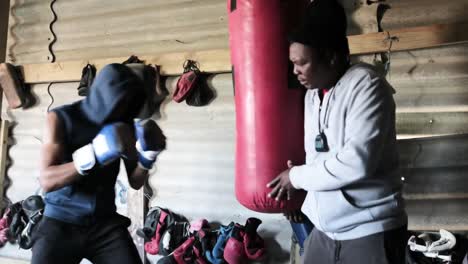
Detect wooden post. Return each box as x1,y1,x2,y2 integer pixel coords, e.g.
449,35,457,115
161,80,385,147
0,120,9,206
0,0,9,63
127,187,148,263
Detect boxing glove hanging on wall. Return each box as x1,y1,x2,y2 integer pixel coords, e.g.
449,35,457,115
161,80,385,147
228,0,307,213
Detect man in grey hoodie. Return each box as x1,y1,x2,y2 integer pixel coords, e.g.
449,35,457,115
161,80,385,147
267,1,408,263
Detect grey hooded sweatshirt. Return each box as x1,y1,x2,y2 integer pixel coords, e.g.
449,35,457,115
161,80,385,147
289,63,407,240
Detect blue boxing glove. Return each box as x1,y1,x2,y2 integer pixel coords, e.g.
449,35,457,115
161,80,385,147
134,119,166,170
73,122,136,175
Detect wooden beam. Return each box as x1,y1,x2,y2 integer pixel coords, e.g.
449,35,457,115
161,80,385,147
348,23,468,55
20,49,231,84
0,120,9,203
16,22,468,84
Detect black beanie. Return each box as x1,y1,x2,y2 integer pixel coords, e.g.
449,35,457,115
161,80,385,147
289,0,348,52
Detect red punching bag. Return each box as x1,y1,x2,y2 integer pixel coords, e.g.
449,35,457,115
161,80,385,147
228,0,307,213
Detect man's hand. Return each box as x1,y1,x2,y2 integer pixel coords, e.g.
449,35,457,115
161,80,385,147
73,122,136,175
267,160,297,201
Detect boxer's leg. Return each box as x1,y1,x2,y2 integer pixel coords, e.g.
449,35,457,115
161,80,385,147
86,226,142,264
85,215,142,264
31,217,84,264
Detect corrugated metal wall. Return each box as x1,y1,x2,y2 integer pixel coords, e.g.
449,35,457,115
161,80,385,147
149,75,293,263
6,0,382,64
382,0,468,29
367,0,468,231
7,0,229,63
1,0,468,263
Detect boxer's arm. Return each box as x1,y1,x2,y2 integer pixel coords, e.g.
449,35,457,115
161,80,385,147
39,112,81,192
123,159,149,190
124,119,165,190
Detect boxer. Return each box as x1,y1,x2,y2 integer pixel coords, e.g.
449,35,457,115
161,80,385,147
35,64,165,264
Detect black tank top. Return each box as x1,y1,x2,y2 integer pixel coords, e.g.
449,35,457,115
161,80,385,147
43,63,146,225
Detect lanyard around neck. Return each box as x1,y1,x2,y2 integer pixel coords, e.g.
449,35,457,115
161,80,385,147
317,88,333,133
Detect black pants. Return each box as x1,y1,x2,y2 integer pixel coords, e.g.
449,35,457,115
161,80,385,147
302,226,407,264
31,214,142,264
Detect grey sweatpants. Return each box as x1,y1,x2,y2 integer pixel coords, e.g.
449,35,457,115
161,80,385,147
302,226,407,264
